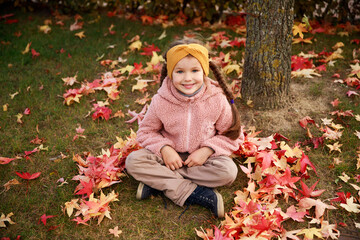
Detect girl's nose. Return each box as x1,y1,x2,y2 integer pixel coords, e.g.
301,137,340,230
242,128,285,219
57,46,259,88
184,71,191,81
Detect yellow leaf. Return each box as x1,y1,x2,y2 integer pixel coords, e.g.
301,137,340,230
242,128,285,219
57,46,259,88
118,65,134,74
150,51,164,65
39,25,51,34
129,40,142,51
292,23,308,39
340,197,360,213
292,37,313,44
15,113,23,124
9,92,19,99
132,80,148,92
22,42,31,54
158,30,167,40
75,31,85,39
296,227,323,239
338,172,350,182
3,179,20,191
332,42,344,50
291,69,321,79
326,142,342,153
324,48,344,62
3,104,8,111
0,212,16,228
62,74,78,86
222,64,241,75
337,31,349,37
64,199,79,217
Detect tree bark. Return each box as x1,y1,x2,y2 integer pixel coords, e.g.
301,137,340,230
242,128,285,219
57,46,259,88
241,0,294,109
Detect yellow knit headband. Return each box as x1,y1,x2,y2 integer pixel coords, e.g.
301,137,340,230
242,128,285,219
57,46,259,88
166,44,209,79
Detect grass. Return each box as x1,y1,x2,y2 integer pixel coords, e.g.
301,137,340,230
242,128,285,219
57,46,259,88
0,5,360,240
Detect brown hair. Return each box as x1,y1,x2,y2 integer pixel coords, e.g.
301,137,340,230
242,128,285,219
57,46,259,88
160,38,241,140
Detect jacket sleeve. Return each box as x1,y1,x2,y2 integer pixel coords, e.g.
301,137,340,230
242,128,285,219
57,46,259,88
136,95,175,157
200,95,241,157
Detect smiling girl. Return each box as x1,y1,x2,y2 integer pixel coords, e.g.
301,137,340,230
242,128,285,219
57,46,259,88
125,38,242,218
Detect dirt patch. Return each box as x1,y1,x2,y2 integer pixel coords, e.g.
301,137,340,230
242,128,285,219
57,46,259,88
239,77,345,136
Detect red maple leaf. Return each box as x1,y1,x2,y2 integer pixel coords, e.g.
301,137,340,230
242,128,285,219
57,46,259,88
299,153,317,175
75,180,94,198
130,62,144,75
72,216,89,225
278,167,301,188
351,39,360,44
140,44,160,56
291,56,313,71
15,171,41,180
331,192,351,204
0,157,17,164
299,116,316,129
31,48,40,58
256,150,275,170
285,205,307,222
38,214,57,226
140,15,154,25
107,10,117,17
298,180,325,198
92,106,112,121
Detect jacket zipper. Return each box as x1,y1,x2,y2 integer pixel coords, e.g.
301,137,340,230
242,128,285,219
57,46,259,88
185,104,192,152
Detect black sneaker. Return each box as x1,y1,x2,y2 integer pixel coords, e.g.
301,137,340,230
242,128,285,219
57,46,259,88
184,186,224,218
136,182,161,200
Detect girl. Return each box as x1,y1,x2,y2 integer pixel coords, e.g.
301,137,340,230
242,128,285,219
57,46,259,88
125,38,242,218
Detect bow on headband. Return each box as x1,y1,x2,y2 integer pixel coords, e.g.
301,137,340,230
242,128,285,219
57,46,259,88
166,44,209,79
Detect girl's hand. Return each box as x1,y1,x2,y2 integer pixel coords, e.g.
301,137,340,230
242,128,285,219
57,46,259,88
184,147,214,168
161,146,183,171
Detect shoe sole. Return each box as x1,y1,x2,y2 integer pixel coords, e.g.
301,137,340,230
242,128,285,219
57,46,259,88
136,182,145,200
214,189,224,218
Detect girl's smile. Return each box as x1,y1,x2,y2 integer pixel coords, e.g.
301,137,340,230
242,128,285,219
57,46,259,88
172,55,204,95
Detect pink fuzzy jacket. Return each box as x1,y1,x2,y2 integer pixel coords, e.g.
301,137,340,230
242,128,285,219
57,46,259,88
136,76,241,157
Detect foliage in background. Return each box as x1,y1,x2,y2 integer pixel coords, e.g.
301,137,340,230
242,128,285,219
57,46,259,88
1,0,360,24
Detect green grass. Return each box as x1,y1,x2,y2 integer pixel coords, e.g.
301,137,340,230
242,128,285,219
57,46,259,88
1,6,360,240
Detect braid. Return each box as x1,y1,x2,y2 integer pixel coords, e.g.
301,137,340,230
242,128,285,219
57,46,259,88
160,63,167,87
209,61,241,140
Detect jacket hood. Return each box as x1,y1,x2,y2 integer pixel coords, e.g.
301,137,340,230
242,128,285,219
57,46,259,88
157,76,224,105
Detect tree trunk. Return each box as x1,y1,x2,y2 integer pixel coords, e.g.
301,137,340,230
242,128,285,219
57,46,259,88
241,0,294,109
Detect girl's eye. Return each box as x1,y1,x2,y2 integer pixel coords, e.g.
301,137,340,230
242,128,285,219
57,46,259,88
192,69,199,73
176,70,183,74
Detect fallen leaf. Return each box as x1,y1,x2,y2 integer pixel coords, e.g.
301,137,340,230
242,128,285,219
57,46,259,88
129,40,142,51
75,31,85,39
340,197,360,213
3,179,20,191
15,171,41,180
22,42,31,54
296,227,323,239
0,212,16,228
0,157,17,164
109,226,122,237
38,214,56,226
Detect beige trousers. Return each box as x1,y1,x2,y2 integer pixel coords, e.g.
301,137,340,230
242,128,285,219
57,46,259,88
125,148,238,206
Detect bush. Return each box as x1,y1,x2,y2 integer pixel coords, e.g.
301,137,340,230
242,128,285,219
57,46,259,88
1,0,358,24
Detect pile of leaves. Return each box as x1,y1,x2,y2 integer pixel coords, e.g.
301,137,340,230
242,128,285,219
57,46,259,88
63,130,141,225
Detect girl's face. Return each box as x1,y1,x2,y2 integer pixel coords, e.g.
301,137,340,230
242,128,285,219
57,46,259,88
172,55,204,95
